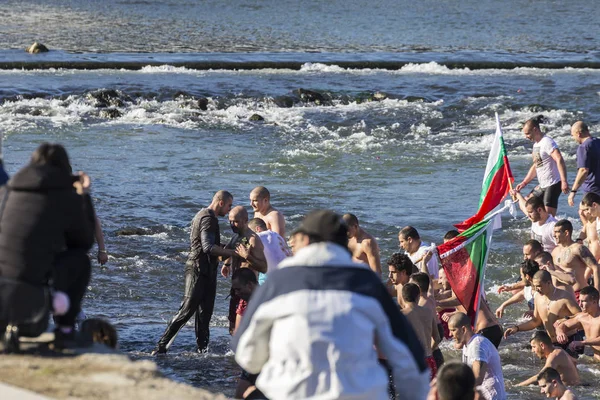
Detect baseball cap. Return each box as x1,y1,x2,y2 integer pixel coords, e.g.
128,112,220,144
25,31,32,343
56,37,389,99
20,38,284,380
292,210,347,243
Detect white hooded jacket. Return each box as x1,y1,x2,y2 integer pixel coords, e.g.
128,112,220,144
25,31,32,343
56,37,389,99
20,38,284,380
232,242,430,400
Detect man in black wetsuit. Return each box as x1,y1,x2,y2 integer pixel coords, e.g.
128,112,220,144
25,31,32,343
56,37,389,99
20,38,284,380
152,190,237,354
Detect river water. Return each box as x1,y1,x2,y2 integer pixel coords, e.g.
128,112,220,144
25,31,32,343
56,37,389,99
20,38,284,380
1,0,600,398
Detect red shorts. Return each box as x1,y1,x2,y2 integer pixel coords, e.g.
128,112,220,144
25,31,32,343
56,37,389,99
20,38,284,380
426,355,437,380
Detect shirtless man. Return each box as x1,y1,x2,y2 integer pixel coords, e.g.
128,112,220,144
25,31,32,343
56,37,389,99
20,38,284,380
222,206,268,333
387,252,417,308
401,283,441,380
504,270,581,344
537,368,579,400
535,251,576,297
517,330,580,387
496,259,539,319
343,213,381,274
551,219,600,297
511,191,558,252
249,186,285,237
579,201,600,260
410,272,445,368
556,286,600,361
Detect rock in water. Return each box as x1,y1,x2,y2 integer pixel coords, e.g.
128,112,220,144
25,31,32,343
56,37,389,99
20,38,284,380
294,88,327,105
116,227,148,236
99,108,122,119
197,98,209,111
26,42,49,53
249,114,264,121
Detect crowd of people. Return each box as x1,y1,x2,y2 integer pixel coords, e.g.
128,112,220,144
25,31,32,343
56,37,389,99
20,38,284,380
2,116,600,400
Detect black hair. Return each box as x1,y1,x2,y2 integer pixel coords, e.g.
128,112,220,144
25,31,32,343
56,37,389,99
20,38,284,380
436,362,476,400
387,252,418,275
399,226,420,240
248,217,268,231
534,251,553,266
537,367,562,384
525,115,547,130
525,195,545,210
402,283,421,303
232,268,258,285
443,230,460,241
521,259,540,279
530,330,553,347
580,286,600,302
410,272,430,293
582,192,600,207
555,219,573,236
342,213,359,227
524,239,543,255
30,143,72,174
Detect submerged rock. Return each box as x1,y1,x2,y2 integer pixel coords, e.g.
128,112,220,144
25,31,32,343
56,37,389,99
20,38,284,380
272,95,296,108
25,42,49,54
197,97,209,111
249,113,264,121
86,89,130,108
294,88,327,105
116,227,148,236
99,108,122,119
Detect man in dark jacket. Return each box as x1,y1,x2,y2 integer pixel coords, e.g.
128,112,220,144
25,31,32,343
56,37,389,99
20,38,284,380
0,143,96,341
153,190,238,355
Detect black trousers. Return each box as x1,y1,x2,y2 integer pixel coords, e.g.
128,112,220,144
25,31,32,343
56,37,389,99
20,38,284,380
157,264,217,352
52,249,91,328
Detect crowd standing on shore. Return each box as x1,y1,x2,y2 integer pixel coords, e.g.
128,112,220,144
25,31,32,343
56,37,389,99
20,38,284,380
1,117,600,399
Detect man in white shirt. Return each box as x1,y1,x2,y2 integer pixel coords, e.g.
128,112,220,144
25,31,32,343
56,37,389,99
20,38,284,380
512,191,557,252
448,312,506,400
399,226,439,279
515,115,569,216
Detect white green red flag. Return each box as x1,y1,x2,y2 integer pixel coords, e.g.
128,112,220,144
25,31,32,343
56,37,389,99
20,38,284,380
437,217,495,326
454,113,514,232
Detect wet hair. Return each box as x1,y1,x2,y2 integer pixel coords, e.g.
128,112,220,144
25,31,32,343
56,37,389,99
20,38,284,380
248,217,267,231
555,219,573,235
436,362,476,400
387,253,418,275
443,230,460,241
214,190,233,203
537,367,562,384
580,286,600,302
251,186,270,200
410,272,430,293
524,115,547,131
521,259,540,279
399,226,420,240
232,268,258,285
402,283,421,303
530,330,553,347
30,143,72,174
525,195,545,210
342,213,359,227
448,312,471,329
80,318,118,349
582,192,600,207
534,251,553,267
524,239,543,255
533,270,552,283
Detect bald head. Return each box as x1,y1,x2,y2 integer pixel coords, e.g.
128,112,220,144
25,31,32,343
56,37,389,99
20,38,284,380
250,186,270,200
448,312,471,330
213,190,233,202
533,269,552,283
230,205,248,221
572,121,589,135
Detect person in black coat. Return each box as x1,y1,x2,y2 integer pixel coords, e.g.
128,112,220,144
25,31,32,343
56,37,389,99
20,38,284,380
0,143,95,341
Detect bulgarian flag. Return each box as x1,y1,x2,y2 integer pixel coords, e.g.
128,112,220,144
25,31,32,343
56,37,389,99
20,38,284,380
437,217,495,326
454,113,514,232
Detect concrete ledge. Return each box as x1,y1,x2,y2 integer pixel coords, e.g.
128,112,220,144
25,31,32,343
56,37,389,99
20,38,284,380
0,353,226,400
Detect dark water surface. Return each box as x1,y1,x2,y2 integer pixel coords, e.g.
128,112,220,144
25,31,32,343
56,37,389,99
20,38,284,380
2,1,600,398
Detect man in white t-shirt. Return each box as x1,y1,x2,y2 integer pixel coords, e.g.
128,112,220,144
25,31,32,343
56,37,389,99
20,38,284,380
448,312,506,400
398,226,439,279
512,191,557,252
248,218,291,284
515,116,569,216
